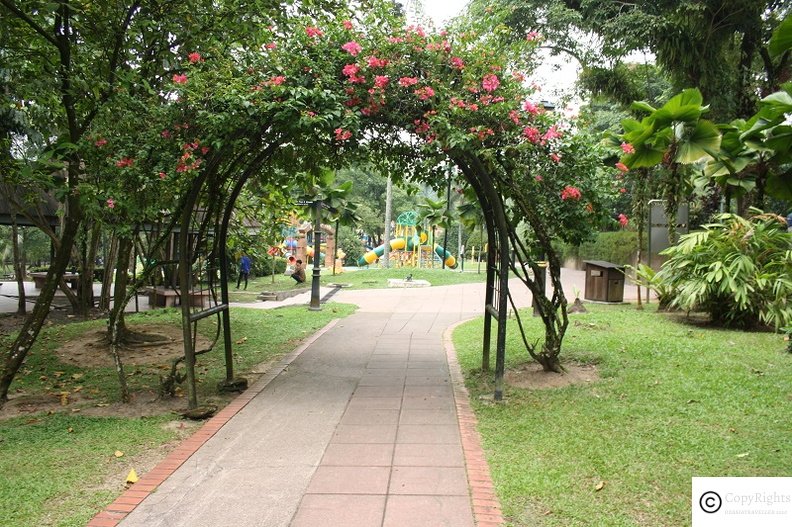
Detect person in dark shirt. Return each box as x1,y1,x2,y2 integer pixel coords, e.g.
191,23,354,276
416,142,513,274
237,253,251,289
292,259,306,284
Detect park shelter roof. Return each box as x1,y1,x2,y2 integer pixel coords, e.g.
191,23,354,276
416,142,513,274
0,185,60,227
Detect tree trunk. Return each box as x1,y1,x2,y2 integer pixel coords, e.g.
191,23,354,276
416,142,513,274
333,219,339,276
99,234,119,311
10,216,26,316
106,235,132,403
0,192,82,407
74,222,101,317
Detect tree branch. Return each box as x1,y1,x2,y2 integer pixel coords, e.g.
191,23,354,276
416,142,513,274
0,0,59,48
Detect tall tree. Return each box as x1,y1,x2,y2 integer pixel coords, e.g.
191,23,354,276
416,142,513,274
471,0,791,121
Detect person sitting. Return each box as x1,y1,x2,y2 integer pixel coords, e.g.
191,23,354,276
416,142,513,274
292,259,306,284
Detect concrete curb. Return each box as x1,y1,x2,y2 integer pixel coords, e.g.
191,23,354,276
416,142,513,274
87,318,341,527
444,319,506,527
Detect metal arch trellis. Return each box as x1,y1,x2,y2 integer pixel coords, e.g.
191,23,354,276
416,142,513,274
175,171,246,410
452,152,510,401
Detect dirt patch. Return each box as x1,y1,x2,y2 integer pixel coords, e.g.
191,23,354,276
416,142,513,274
505,362,599,390
56,324,212,368
0,389,226,421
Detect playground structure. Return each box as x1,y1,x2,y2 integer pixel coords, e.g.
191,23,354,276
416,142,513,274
358,211,457,268
292,220,345,272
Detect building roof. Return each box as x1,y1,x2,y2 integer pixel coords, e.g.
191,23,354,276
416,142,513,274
583,260,625,269
0,185,60,227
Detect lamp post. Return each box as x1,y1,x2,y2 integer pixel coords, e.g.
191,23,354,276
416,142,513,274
309,200,322,311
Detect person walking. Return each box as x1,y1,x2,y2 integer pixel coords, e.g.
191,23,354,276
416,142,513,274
236,253,252,289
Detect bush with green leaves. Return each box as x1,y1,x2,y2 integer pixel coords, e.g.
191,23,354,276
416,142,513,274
656,211,792,329
554,230,641,267
251,256,287,277
338,235,365,267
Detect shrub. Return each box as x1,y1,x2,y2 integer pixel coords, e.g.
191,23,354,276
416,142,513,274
338,235,365,266
253,256,287,277
554,230,642,267
656,211,792,329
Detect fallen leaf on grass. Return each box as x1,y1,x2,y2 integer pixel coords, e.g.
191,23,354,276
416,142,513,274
126,468,138,484
67,427,74,433
71,373,84,380
595,481,606,491
736,452,750,458
235,337,248,345
59,392,70,405
114,450,124,458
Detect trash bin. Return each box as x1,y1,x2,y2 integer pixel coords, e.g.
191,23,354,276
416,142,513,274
583,260,625,303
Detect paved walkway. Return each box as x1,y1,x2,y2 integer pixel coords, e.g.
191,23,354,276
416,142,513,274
86,270,646,527
90,281,521,527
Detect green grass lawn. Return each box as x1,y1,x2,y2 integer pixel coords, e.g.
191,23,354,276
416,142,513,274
0,303,356,527
229,266,487,302
453,304,792,527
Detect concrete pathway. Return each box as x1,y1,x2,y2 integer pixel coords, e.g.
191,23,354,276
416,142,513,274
87,270,647,527
95,280,520,527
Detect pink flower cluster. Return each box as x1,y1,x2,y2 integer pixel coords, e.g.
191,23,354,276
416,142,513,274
172,74,188,84
522,126,541,144
479,94,505,106
342,20,354,30
469,126,495,141
525,31,540,42
342,41,363,56
115,157,134,168
94,138,108,147
522,100,542,115
620,142,635,154
413,119,430,135
450,57,465,70
305,26,323,38
367,56,388,68
615,162,629,173
450,97,478,111
561,186,582,201
414,86,435,100
334,128,352,142
268,76,286,86
542,125,562,141
482,74,500,92
618,213,629,227
106,198,115,209
176,141,205,173
373,75,390,89
188,52,203,64
342,64,365,84
399,77,419,87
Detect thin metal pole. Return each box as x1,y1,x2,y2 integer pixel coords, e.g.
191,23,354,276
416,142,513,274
442,166,451,269
309,201,322,311
383,176,392,268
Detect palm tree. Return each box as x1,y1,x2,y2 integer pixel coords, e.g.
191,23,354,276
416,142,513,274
418,197,452,268
457,187,486,273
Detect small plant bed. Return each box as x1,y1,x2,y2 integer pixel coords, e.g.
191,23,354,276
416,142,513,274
453,303,791,526
0,303,356,527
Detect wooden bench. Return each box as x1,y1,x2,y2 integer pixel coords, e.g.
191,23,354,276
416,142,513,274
31,272,79,290
144,287,211,308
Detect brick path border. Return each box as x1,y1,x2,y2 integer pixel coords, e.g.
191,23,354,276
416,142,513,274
87,319,340,527
444,320,506,527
